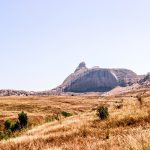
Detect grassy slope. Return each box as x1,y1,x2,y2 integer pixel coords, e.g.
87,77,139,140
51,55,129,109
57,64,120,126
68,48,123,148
0,89,150,150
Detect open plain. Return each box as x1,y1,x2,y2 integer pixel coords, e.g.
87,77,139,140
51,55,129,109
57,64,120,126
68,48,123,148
0,89,150,150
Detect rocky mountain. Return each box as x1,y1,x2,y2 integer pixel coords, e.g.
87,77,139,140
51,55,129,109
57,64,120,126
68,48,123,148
52,62,141,93
139,73,150,87
0,62,149,96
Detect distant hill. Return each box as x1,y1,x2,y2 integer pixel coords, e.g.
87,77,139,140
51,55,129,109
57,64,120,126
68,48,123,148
0,89,52,96
52,62,142,93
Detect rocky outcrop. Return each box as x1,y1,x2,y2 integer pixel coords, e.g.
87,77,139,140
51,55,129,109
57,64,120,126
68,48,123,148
64,68,118,92
139,73,150,87
53,62,140,93
0,90,30,96
0,89,52,96
74,62,87,72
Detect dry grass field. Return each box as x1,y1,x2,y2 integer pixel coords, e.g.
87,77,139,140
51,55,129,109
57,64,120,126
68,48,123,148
0,89,150,150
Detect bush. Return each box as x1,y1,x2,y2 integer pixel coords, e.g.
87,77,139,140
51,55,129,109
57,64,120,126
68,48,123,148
61,111,72,117
4,119,12,130
11,121,20,132
4,119,21,132
97,106,109,120
2,111,28,140
18,111,28,128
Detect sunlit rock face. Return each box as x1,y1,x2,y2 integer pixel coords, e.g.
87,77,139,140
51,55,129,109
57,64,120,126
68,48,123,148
54,62,140,93
64,69,118,92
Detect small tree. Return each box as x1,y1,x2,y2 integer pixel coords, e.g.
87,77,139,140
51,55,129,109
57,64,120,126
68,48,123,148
4,119,12,130
97,106,109,120
18,111,28,128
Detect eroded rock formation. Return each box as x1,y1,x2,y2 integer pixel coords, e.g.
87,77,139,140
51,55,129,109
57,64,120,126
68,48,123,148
53,62,140,93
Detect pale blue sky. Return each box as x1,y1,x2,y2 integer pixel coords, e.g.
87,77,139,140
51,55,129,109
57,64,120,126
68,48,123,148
0,0,150,90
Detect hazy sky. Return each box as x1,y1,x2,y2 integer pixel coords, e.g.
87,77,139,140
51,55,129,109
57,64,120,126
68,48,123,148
0,0,150,91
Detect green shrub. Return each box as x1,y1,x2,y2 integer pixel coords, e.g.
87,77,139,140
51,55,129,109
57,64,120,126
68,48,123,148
97,106,109,120
4,119,12,130
61,111,72,117
18,111,28,128
11,121,20,132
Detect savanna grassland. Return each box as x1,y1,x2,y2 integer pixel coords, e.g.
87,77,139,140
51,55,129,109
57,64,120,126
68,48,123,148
0,89,150,150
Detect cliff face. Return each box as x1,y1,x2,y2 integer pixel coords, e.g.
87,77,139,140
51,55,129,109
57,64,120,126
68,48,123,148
54,62,140,93
64,68,118,92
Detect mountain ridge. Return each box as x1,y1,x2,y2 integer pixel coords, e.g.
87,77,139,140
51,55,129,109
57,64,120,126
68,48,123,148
52,62,142,93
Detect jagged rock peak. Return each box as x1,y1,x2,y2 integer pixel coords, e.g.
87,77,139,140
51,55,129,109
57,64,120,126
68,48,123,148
74,62,87,72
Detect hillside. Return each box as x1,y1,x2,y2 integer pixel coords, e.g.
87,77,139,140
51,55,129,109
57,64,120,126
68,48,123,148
0,89,150,150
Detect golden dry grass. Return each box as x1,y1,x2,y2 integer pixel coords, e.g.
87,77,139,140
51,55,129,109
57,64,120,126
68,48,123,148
0,89,150,150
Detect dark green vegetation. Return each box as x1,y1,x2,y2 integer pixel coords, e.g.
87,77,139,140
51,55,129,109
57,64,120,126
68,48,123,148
1,110,73,140
61,111,72,117
97,106,109,120
4,119,12,131
18,111,28,128
0,111,28,140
